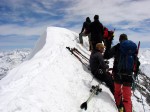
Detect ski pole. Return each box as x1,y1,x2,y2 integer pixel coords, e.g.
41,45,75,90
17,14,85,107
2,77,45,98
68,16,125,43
73,48,89,61
73,47,89,60
73,49,89,62
72,36,79,41
66,47,90,69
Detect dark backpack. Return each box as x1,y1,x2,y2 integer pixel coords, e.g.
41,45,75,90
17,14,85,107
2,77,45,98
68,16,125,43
118,40,137,73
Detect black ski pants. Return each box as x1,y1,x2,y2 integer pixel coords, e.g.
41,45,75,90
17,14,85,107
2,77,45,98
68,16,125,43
92,70,114,94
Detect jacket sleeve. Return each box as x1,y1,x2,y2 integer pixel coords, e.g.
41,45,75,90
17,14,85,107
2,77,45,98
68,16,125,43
104,44,118,59
81,22,85,33
97,53,109,70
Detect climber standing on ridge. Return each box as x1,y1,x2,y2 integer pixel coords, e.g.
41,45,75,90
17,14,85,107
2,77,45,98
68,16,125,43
79,17,92,50
89,15,104,50
104,34,140,112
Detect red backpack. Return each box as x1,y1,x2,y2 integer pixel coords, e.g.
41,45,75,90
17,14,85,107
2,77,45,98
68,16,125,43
103,27,114,40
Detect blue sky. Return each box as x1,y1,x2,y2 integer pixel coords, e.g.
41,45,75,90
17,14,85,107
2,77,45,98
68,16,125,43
0,0,150,50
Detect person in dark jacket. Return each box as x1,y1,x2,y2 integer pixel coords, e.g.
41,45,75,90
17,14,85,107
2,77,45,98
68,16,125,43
89,15,104,50
89,43,114,94
79,17,92,50
104,34,133,112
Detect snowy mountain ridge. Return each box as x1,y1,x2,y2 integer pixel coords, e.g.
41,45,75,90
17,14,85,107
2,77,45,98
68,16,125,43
0,27,149,112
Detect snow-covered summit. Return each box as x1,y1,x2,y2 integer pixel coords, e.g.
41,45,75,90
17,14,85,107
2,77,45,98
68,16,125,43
0,27,118,112
29,27,78,59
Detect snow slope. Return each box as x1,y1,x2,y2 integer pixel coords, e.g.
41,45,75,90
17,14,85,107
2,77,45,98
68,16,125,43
0,27,118,112
139,48,150,78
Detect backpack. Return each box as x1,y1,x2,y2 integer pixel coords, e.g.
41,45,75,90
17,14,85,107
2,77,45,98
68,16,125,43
103,28,114,53
103,28,114,40
103,27,109,39
118,40,137,73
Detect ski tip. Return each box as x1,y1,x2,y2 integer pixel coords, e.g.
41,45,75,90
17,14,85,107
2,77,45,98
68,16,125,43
80,102,87,110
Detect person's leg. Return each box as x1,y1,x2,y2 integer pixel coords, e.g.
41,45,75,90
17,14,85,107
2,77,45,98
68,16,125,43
102,72,114,94
79,33,83,44
122,85,132,112
94,71,114,94
88,33,92,51
79,33,88,45
114,83,122,107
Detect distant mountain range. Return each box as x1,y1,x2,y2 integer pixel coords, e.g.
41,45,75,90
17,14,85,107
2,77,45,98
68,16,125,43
0,49,31,80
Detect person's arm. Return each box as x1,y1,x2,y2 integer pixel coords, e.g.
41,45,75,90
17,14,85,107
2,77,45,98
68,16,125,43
97,53,109,70
104,44,118,59
80,22,85,33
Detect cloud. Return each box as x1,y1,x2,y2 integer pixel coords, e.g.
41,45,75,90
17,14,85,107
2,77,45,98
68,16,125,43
0,0,150,49
0,24,44,36
0,34,39,50
62,0,150,42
